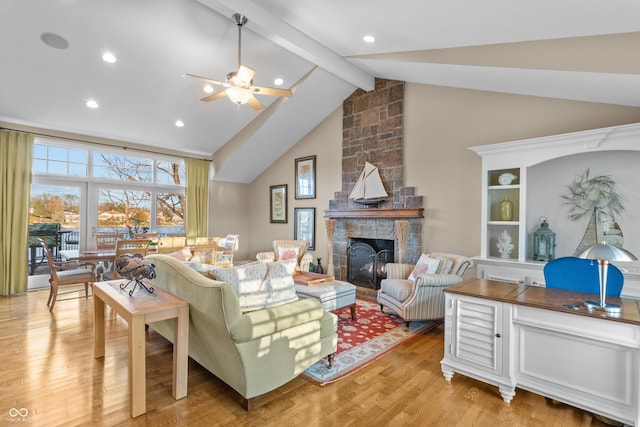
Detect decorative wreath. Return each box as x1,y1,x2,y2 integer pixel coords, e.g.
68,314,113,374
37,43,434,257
561,168,624,221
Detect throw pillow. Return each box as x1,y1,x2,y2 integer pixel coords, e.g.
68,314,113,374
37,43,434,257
210,260,298,312
408,254,441,282
277,246,299,262
436,258,454,274
166,247,193,262
429,254,455,275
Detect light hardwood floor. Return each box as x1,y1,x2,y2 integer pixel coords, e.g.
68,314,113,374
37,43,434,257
0,286,614,427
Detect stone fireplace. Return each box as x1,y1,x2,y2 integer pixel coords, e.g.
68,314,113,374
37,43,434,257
326,79,424,284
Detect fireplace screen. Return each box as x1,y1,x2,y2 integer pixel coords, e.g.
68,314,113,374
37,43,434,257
347,239,393,289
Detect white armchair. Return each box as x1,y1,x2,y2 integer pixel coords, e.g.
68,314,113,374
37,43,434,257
377,252,473,326
256,239,313,272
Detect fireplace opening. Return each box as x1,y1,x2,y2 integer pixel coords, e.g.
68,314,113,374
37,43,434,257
347,238,394,289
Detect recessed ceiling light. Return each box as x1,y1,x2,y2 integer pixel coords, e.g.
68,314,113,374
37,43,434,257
86,99,99,109
274,78,284,86
203,85,214,93
175,120,185,127
40,32,69,49
102,52,117,63
363,35,376,43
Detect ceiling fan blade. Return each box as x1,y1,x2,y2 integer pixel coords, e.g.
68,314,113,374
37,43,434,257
246,94,264,110
183,73,227,88
200,91,227,102
250,85,293,98
237,66,256,84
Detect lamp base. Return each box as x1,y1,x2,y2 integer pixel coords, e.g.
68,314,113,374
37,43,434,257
584,300,622,314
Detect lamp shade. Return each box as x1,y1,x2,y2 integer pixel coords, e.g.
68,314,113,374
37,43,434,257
226,86,251,105
574,242,637,262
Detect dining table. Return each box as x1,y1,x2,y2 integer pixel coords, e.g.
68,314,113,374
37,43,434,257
68,247,159,281
67,249,117,281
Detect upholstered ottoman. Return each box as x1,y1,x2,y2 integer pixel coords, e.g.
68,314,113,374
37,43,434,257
295,280,357,320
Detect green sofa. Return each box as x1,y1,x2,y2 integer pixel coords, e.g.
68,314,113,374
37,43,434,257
144,254,338,410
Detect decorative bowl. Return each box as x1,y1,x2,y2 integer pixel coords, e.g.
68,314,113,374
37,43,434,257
498,173,517,185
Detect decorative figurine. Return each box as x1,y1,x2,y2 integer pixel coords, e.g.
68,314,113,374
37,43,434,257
497,230,514,259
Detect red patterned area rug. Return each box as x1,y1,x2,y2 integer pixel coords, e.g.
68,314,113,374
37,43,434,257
302,298,440,385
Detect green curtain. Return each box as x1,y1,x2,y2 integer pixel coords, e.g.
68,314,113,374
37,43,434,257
0,130,34,295
185,158,209,246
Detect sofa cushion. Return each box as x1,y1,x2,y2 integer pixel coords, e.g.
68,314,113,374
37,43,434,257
408,254,440,282
211,259,298,312
229,297,324,342
166,247,193,262
182,261,216,275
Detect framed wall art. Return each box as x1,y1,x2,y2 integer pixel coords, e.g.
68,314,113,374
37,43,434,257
294,207,315,250
295,155,316,199
270,184,287,223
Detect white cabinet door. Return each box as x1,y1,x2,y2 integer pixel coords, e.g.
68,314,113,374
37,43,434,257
442,294,516,403
451,295,503,374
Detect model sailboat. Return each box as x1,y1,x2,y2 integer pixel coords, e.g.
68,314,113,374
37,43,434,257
349,162,388,208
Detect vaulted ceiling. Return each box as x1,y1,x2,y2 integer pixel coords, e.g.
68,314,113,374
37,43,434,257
2,0,639,182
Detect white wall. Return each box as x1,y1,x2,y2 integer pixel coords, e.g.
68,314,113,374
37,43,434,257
245,108,343,263
242,82,640,269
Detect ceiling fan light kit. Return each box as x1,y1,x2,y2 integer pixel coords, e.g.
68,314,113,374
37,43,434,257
185,13,293,110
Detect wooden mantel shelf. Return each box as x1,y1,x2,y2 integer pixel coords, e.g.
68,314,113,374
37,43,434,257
324,208,424,219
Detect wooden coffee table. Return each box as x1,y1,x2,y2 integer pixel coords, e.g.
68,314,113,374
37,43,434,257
93,280,189,417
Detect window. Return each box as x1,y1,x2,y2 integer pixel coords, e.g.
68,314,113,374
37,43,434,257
93,152,153,182
157,160,185,186
31,139,186,247
98,188,151,238
33,143,88,176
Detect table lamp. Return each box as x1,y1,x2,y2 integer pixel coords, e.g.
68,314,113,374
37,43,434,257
574,242,637,314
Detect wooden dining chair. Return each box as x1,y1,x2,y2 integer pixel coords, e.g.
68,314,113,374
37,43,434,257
39,238,96,311
215,234,238,267
157,236,187,254
106,239,150,279
96,233,122,250
193,237,220,264
134,233,158,243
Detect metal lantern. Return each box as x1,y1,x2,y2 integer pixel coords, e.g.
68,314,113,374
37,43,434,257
533,217,556,262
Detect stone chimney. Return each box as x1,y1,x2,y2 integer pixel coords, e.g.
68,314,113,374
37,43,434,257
326,79,424,283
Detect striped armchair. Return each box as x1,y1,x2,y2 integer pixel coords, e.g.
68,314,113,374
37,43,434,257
377,253,473,326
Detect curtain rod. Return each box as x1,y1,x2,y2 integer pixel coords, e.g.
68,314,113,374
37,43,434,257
1,125,212,162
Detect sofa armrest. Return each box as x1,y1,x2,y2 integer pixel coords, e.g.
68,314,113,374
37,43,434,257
256,251,275,263
415,273,464,288
229,298,324,343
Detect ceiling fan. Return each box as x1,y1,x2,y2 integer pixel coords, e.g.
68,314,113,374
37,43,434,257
185,13,293,110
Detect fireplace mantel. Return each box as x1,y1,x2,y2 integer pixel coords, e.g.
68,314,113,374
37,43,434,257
324,208,424,219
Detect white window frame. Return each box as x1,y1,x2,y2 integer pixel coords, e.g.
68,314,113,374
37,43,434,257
32,138,185,250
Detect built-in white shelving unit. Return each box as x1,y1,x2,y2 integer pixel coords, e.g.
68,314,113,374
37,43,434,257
470,122,640,295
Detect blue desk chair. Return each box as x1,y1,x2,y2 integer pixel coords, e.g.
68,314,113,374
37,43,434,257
543,256,624,296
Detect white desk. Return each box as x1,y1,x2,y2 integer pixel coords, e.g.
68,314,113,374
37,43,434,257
441,279,640,426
